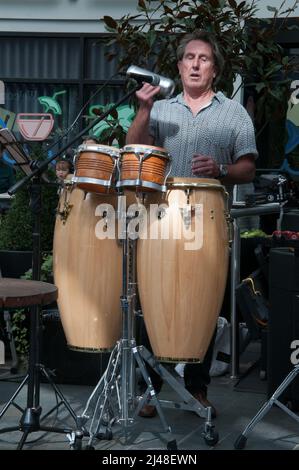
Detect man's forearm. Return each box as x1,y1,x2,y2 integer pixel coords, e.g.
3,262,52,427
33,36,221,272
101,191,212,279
220,157,256,184
126,108,153,145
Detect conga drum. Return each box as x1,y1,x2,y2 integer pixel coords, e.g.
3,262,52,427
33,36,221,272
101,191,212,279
117,144,171,192
137,177,230,362
73,144,119,193
53,184,122,351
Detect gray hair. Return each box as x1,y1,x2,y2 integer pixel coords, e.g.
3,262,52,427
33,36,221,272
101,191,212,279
176,30,224,87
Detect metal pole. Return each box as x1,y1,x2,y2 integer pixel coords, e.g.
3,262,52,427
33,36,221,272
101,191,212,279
127,239,137,404
120,217,130,426
230,219,240,379
119,209,138,429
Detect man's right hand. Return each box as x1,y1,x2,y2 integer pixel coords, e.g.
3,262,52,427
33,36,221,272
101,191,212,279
136,83,160,110
126,83,158,145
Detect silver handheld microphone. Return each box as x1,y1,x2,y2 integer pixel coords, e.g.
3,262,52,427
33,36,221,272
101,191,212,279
126,65,175,98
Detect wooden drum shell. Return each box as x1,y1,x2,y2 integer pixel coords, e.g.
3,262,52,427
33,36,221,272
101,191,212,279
137,178,229,362
118,144,170,191
53,187,122,351
74,144,119,194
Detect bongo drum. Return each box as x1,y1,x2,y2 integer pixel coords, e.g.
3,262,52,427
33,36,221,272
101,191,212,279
137,177,230,362
53,184,122,351
117,144,171,192
73,144,119,194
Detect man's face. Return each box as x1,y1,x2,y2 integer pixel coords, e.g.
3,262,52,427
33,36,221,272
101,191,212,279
177,40,216,93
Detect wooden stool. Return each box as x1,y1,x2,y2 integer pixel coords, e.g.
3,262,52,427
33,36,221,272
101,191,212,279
0,278,78,449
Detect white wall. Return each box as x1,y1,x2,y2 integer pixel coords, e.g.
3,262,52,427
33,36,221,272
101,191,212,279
253,0,299,17
0,0,298,34
0,0,140,33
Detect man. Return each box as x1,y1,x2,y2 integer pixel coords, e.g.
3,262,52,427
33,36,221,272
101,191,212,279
127,30,258,418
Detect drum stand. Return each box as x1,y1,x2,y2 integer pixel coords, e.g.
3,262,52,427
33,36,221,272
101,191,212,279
74,201,218,450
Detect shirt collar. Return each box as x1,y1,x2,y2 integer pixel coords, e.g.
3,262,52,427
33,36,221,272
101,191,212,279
171,91,225,106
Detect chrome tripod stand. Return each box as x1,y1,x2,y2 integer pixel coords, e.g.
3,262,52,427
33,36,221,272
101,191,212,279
234,364,299,449
73,195,218,450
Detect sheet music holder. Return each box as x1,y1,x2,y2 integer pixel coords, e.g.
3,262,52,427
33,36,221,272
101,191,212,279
0,128,32,175
0,128,49,182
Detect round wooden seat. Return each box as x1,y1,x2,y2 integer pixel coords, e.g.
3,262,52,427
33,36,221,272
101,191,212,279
0,278,58,309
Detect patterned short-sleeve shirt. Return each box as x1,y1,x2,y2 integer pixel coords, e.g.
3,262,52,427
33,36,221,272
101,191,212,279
149,91,258,196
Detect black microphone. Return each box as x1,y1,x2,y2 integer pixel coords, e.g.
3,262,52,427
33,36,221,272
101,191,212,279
126,65,175,98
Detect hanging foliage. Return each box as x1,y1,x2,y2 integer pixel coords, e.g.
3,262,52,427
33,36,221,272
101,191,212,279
102,0,299,166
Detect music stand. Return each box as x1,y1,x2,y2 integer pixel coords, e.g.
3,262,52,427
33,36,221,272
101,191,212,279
0,128,32,176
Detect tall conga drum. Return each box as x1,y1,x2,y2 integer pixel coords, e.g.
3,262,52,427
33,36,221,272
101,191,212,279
137,177,230,362
53,184,122,351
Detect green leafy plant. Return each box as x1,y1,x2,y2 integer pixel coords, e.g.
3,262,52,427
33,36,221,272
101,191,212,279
86,104,130,148
0,144,58,251
11,309,29,360
22,253,53,282
102,0,299,167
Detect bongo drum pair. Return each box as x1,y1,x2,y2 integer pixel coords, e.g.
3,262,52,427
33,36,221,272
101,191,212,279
72,143,171,194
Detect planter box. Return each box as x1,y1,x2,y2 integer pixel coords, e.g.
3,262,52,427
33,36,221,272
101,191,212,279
0,250,32,279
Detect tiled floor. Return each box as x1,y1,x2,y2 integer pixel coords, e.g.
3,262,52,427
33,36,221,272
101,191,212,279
0,342,298,452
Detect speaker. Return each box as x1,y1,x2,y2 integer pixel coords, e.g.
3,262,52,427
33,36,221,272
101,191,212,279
41,310,110,385
281,210,299,231
268,248,299,409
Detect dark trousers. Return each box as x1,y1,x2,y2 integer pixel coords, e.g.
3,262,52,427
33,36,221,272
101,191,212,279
138,320,217,396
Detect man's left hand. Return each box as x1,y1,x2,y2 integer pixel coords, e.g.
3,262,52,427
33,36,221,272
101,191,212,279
192,154,219,177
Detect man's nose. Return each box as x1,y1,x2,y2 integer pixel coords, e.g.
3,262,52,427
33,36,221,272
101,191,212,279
192,58,200,69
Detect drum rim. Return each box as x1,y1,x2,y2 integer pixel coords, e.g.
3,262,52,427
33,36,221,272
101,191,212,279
116,179,166,192
120,145,170,159
166,182,225,191
122,143,167,152
72,176,112,187
68,344,114,353
167,177,219,185
77,143,120,157
155,355,202,363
